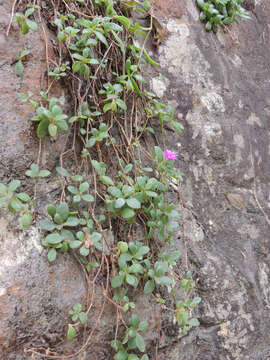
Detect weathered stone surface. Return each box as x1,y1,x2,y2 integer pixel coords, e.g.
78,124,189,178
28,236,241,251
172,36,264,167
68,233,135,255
150,0,270,359
0,0,69,181
1,0,270,359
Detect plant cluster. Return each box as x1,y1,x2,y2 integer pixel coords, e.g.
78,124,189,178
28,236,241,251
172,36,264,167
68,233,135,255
13,49,30,77
197,0,251,32
2,0,203,358
20,92,69,138
14,4,39,34
0,180,33,228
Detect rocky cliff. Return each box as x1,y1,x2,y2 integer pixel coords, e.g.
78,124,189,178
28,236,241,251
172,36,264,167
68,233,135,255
0,0,270,359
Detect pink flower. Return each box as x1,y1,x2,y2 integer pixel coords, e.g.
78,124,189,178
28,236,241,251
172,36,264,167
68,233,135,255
163,150,178,160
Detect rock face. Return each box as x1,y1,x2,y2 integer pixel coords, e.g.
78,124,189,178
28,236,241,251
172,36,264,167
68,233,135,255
152,1,270,359
1,0,270,359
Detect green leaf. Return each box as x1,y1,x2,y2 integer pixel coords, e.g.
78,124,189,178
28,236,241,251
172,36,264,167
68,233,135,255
37,119,49,138
126,274,138,287
72,175,83,182
114,198,125,209
40,218,56,231
153,146,164,162
130,77,141,96
17,192,30,202
155,276,172,286
82,194,94,202
0,197,6,208
51,104,62,116
154,261,168,276
171,120,184,134
86,38,98,46
71,314,78,322
94,31,108,47
68,186,79,195
135,333,146,352
143,49,159,66
21,21,29,35
114,16,131,29
48,123,58,137
48,248,57,262
100,175,114,186
8,180,20,192
124,164,133,173
79,312,88,324
56,167,70,177
61,242,69,252
114,350,127,360
14,60,24,77
54,213,64,225
103,102,112,113
45,233,62,244
127,330,136,340
111,274,124,288
141,355,149,360
19,49,30,58
8,198,22,213
129,314,140,328
145,178,157,190
91,160,102,175
89,58,99,65
138,321,148,332
65,216,79,227
144,280,155,294
91,232,102,242
122,185,133,197
115,99,127,111
0,183,7,195
112,30,125,55
39,170,51,177
177,309,189,327
25,8,35,17
47,204,56,217
80,246,90,256
76,231,85,241
128,263,144,274
72,61,81,73
128,338,137,350
69,240,82,249
74,303,82,312
108,186,122,198
86,137,96,147
61,229,74,242
25,171,35,179
126,198,141,209
21,212,33,228
118,241,128,253
67,324,76,340
191,297,202,307
58,31,67,42
127,355,138,360
121,207,135,219
79,182,89,193
134,74,145,83
25,19,38,31
145,191,157,198
189,318,200,327
205,21,212,31
123,303,129,312
134,246,149,259
36,107,50,121
118,254,132,269
56,202,69,221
